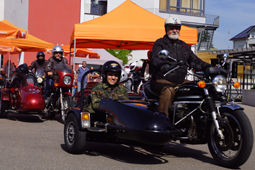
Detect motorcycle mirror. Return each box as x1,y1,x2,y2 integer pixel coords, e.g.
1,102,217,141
158,50,177,62
158,50,169,59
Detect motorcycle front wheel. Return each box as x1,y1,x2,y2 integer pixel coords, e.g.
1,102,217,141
208,109,253,168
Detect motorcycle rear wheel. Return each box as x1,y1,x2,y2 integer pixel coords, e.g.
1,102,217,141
208,109,253,168
64,113,87,154
0,100,10,118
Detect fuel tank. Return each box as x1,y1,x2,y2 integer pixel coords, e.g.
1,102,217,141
174,82,204,101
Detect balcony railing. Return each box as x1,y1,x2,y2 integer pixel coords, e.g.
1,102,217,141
205,14,219,28
160,6,204,17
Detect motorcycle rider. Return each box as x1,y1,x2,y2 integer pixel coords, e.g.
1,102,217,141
28,51,48,72
141,50,152,83
10,63,28,93
86,60,129,113
150,17,211,117
44,45,68,99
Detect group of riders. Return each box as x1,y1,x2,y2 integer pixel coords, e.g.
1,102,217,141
1,16,212,117
3,45,68,101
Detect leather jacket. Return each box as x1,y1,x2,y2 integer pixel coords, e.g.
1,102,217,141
29,60,48,71
150,35,211,84
46,56,68,72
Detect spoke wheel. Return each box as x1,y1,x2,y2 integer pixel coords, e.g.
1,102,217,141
208,109,253,168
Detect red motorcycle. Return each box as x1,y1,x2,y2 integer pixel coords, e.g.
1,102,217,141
0,73,45,118
45,63,74,122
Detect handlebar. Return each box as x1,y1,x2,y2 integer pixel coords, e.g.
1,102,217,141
163,60,187,77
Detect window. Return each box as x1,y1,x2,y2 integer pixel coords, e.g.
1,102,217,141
91,0,107,15
160,0,167,11
159,0,204,16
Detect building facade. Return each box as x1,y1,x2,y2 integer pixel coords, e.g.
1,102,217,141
81,0,219,65
1,0,219,66
230,25,255,49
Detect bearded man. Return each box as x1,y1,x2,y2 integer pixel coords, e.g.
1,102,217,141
149,17,211,117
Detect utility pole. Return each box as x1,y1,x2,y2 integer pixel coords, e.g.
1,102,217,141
228,30,230,49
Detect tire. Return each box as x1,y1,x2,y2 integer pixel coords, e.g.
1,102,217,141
0,100,10,118
63,95,74,110
64,113,87,154
61,95,74,123
207,109,253,168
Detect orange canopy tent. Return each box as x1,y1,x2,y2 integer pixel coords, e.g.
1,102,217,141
0,41,21,54
60,45,99,59
0,34,54,52
0,19,27,39
70,0,197,50
0,20,53,52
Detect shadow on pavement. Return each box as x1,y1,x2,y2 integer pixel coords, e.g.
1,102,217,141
61,141,217,166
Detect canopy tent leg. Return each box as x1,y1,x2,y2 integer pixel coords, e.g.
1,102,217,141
73,39,76,72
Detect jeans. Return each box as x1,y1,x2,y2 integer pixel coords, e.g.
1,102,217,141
77,81,87,92
72,81,77,95
44,78,54,99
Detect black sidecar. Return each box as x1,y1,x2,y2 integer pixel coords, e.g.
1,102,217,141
64,98,180,154
64,70,179,154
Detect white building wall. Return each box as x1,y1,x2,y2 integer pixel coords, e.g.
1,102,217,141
233,39,246,49
3,0,29,30
0,0,4,20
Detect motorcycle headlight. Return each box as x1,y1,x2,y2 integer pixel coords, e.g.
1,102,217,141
37,77,43,84
212,75,227,93
63,76,72,85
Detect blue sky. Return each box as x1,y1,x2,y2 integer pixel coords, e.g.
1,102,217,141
205,0,255,50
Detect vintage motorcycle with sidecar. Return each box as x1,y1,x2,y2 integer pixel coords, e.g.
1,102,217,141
0,71,45,118
63,51,253,168
44,62,74,122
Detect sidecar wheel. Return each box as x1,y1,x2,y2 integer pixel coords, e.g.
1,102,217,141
64,113,87,154
207,109,253,168
0,100,9,118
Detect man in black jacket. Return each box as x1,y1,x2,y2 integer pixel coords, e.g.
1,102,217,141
44,45,68,99
29,51,48,72
150,17,211,117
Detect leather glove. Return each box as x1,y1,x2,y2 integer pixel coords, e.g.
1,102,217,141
160,63,173,73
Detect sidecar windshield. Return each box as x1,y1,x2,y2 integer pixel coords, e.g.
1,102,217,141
21,75,39,87
35,68,45,78
53,63,72,73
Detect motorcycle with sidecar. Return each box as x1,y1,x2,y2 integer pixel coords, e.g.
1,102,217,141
44,63,74,122
63,51,253,168
0,73,45,118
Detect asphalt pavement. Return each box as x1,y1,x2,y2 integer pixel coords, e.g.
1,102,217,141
0,102,254,170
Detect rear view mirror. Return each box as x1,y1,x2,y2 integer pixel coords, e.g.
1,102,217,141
158,50,177,62
158,50,169,59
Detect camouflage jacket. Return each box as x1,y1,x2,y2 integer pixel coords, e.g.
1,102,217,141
86,83,128,113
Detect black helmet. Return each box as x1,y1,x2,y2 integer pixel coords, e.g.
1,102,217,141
16,63,28,75
36,51,45,60
102,60,122,83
